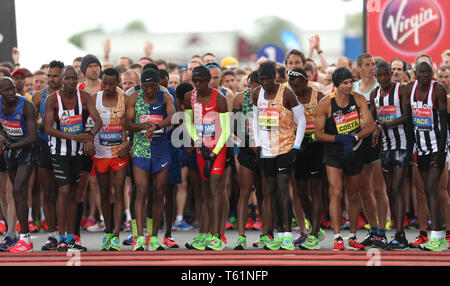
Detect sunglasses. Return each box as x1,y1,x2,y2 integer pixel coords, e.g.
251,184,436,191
205,62,221,69
288,70,307,80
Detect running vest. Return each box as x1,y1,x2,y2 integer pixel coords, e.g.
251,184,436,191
353,80,379,105
49,89,84,156
79,82,103,133
301,87,320,144
373,82,407,151
0,96,29,143
38,88,48,142
133,89,167,159
410,80,445,155
324,92,361,153
94,91,127,159
257,85,295,157
191,88,222,147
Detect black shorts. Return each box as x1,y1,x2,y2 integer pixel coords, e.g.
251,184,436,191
294,142,324,181
261,152,293,178
417,152,446,173
362,136,381,165
51,155,83,188
36,137,53,170
237,147,259,172
225,147,235,168
81,154,93,173
0,155,6,172
4,145,36,170
324,148,364,176
380,149,408,173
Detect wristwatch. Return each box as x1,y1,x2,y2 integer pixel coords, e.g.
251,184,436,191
354,134,359,141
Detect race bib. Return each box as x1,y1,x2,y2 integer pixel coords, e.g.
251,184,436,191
60,114,83,135
334,111,360,134
99,124,123,146
0,119,23,138
412,106,432,131
140,114,164,136
258,108,279,131
195,116,216,138
377,105,397,123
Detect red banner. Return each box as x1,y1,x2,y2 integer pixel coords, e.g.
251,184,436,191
365,0,449,67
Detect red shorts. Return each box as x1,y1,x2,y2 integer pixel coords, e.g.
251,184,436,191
93,156,130,174
196,146,226,181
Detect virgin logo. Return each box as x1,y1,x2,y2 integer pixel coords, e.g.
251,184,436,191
382,0,442,53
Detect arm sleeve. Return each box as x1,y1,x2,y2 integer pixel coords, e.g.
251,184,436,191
184,109,199,142
292,104,306,149
252,106,260,147
212,112,231,155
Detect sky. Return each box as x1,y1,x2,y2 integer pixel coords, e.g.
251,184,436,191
14,0,363,71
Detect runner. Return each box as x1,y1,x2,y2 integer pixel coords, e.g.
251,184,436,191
370,61,410,250
31,60,64,250
92,68,131,251
251,62,306,251
0,77,37,252
125,68,175,251
354,53,389,248
406,61,448,251
184,65,230,251
43,66,102,252
315,67,376,251
287,68,326,250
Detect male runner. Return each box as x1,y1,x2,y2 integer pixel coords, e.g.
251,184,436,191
252,62,306,251
0,77,37,252
315,67,376,251
287,68,326,250
125,68,175,251
370,61,410,249
354,53,389,248
92,68,131,251
31,60,64,250
44,66,102,251
184,66,230,251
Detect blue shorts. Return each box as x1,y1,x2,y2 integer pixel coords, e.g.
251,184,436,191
167,144,182,185
133,155,170,174
180,147,198,170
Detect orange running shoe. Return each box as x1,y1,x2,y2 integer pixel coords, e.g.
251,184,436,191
8,239,33,253
163,236,180,248
333,237,345,251
348,237,365,250
409,234,428,248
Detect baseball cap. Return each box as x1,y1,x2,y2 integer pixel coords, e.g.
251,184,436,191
221,57,239,69
11,69,26,77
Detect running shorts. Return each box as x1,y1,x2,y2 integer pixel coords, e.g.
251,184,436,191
294,142,324,181
362,136,381,165
0,153,7,172
167,144,182,185
324,148,364,176
417,152,447,172
93,156,130,174
260,152,293,178
380,149,408,173
36,137,52,170
180,147,198,171
51,155,83,188
133,153,170,174
4,145,36,170
196,146,226,181
237,147,259,172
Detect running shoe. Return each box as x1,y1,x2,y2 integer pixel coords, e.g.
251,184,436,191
148,236,165,251
280,236,294,250
321,213,332,229
305,219,311,232
16,221,20,233
145,234,151,247
264,235,283,250
163,236,180,248
100,233,113,251
252,234,273,248
300,235,320,250
358,216,367,229
348,237,365,250
83,217,95,230
233,235,247,250
74,234,81,245
66,239,87,252
333,237,345,251
375,234,388,249
0,236,18,251
291,218,298,230
409,234,428,249
385,232,408,250
175,220,193,231
87,221,105,232
41,237,58,251
361,231,378,247
385,219,392,230
0,221,6,234
420,237,447,252
293,233,308,246
251,218,262,230
120,220,131,231
123,233,134,246
205,235,224,251
40,220,48,231
341,217,350,230
193,234,212,251
133,236,146,251
109,236,120,251
245,218,254,230
185,234,202,249
447,233,450,249
28,221,39,233
8,239,33,253
56,241,68,252
225,221,235,230
220,233,227,244
318,228,326,241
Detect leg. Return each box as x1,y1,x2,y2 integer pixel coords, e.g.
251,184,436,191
326,166,344,235
133,166,150,237
151,167,169,237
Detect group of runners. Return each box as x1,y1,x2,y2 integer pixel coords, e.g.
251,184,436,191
0,45,450,253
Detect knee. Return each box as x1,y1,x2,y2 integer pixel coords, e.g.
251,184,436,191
329,188,342,202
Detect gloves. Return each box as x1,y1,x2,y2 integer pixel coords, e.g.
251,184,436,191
287,148,300,163
335,134,356,159
199,146,216,161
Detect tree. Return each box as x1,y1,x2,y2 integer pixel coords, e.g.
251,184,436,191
252,15,301,48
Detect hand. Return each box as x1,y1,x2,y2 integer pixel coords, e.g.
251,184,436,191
12,47,20,65
75,133,94,143
287,148,299,163
145,125,157,141
118,141,132,159
83,141,95,156
103,38,111,59
144,40,153,57
199,146,215,161
372,128,381,148
335,134,356,159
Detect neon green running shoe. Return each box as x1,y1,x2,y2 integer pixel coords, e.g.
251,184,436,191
148,236,164,251
100,233,113,251
280,236,294,250
420,237,447,252
193,234,212,250
205,235,224,251
185,234,202,249
253,234,273,248
305,219,311,232
264,235,283,250
133,236,146,251
233,235,247,250
318,228,326,241
385,219,392,230
300,235,320,250
109,236,120,251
